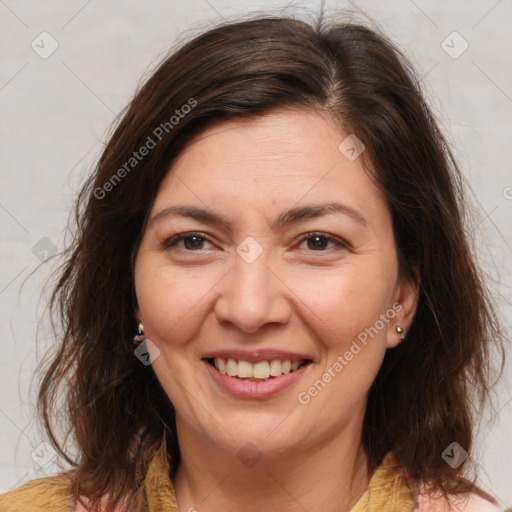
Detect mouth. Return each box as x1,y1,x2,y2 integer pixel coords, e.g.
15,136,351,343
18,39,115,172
204,357,312,381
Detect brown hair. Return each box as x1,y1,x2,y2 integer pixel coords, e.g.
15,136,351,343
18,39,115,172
38,11,504,511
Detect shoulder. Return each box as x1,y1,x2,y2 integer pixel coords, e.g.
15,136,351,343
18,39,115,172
0,475,75,512
415,491,505,512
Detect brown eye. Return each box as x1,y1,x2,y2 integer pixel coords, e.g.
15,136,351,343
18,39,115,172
307,235,330,250
297,232,347,252
163,232,214,251
182,235,205,250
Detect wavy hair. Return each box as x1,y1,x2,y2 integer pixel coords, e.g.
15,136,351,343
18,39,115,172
38,11,504,512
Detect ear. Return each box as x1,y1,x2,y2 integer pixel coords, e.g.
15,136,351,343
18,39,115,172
386,270,419,349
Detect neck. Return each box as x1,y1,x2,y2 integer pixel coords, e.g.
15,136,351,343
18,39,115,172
173,419,370,512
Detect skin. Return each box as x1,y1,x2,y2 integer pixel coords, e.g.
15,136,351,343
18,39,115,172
133,109,419,512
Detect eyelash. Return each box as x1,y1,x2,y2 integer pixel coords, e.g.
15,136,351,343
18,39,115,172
162,231,349,253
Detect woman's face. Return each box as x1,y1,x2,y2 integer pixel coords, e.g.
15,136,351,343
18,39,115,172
134,110,416,459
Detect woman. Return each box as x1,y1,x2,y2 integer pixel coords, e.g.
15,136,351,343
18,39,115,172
0,12,506,512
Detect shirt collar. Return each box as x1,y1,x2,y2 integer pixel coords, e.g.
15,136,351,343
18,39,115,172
136,435,412,512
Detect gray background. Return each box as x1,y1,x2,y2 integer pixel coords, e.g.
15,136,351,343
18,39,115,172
1,0,511,507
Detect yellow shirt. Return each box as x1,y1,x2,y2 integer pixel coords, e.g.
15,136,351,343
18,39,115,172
0,444,415,512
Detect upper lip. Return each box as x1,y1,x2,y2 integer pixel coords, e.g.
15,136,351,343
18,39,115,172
202,349,313,364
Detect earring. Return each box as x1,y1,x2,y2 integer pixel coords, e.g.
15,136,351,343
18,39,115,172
133,321,145,344
396,326,406,340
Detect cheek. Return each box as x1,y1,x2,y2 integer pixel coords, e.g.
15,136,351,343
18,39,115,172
134,256,217,347
289,269,394,416
291,262,396,351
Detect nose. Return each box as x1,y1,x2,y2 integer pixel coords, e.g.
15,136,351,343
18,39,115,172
213,254,291,334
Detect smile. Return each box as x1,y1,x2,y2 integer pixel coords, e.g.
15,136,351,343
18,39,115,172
202,352,313,399
207,357,309,380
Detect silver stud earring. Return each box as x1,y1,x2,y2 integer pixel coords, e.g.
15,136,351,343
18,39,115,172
396,326,406,340
134,321,145,344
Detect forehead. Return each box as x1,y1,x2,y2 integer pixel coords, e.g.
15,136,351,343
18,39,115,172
176,109,348,172
151,110,388,225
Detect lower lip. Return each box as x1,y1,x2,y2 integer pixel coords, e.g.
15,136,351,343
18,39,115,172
204,360,311,400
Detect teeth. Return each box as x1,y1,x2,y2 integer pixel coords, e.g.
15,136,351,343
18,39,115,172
253,361,270,379
213,357,306,379
237,360,253,378
217,358,227,374
269,360,282,377
226,358,237,376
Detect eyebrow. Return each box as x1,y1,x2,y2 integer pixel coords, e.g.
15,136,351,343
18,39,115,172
149,202,367,230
